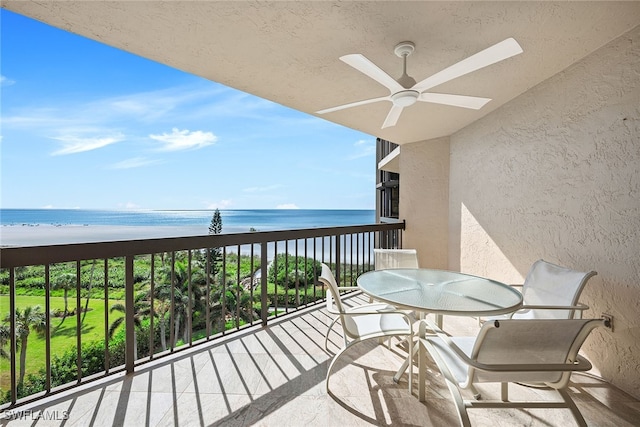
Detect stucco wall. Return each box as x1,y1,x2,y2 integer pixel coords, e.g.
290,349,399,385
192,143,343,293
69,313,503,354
448,26,640,398
399,137,450,269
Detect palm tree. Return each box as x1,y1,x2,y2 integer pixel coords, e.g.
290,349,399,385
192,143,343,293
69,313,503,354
157,259,203,346
0,323,10,359
108,292,150,360
52,272,76,321
152,299,171,351
6,306,46,385
224,282,258,327
81,260,97,323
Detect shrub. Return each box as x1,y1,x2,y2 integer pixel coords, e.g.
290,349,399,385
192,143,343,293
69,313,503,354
267,254,321,290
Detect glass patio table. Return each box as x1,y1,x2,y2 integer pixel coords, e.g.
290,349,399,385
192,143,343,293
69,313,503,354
357,268,523,317
357,268,523,384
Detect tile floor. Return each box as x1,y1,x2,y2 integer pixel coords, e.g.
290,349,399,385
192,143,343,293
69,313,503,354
1,293,638,427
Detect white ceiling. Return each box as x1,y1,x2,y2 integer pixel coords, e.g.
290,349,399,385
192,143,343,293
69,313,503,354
4,1,640,145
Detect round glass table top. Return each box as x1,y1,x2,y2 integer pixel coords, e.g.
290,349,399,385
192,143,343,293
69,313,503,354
357,268,523,316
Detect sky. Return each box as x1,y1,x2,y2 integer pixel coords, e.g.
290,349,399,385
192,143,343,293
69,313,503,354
0,9,376,211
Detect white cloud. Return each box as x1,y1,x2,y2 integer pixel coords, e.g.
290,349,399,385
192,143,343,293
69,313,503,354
51,134,124,155
243,184,283,193
348,139,376,160
1,75,15,86
117,202,142,210
206,200,233,209
149,128,217,151
276,203,299,209
109,157,161,169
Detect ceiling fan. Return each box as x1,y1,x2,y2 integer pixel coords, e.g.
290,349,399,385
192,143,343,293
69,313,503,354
316,38,523,129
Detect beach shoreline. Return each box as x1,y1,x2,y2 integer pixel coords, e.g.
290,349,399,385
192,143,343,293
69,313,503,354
1,224,372,264
0,224,213,247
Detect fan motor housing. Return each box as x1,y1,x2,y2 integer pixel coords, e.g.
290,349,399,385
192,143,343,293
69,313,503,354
391,90,420,107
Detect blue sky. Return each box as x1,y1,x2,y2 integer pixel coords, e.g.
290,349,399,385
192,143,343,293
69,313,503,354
0,10,376,210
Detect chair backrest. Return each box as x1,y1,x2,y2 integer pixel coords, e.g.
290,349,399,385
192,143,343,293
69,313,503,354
319,262,344,312
374,248,419,270
515,259,597,319
469,318,603,387
318,263,361,339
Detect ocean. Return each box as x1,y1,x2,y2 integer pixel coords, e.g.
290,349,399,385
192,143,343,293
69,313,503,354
0,209,376,233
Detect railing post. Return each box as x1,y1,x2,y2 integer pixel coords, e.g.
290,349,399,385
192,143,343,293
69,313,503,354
45,265,51,393
76,261,82,383
335,236,341,286
9,268,17,405
261,242,268,326
125,255,135,374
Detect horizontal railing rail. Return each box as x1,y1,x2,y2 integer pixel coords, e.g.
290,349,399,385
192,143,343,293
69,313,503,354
0,221,404,409
1,223,402,268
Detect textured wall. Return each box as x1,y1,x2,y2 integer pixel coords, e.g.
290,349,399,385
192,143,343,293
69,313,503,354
399,137,450,269
449,25,640,398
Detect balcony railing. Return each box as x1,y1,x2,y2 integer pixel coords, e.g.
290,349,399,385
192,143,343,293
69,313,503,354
0,221,404,409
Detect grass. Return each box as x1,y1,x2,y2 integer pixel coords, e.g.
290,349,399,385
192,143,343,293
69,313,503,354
0,295,123,390
0,253,333,395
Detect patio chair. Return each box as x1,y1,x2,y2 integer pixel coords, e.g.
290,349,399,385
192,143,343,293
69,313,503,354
418,318,606,427
492,259,597,321
370,248,420,304
374,248,419,270
320,263,415,393
372,248,425,346
373,248,449,331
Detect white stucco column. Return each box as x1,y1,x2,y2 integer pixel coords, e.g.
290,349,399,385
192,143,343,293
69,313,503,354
399,137,450,269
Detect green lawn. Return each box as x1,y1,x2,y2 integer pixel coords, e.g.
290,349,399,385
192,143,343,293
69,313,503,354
0,295,123,389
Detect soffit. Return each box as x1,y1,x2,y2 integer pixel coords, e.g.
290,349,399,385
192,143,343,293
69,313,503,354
4,1,640,145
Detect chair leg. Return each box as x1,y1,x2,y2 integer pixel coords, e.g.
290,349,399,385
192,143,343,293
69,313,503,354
435,314,443,329
408,331,413,395
324,317,342,351
326,344,353,393
419,339,427,401
393,344,417,383
422,340,471,427
501,382,508,402
559,388,588,427
471,384,482,400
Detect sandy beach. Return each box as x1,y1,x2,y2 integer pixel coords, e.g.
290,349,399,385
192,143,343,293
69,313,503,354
0,223,365,262
0,224,210,247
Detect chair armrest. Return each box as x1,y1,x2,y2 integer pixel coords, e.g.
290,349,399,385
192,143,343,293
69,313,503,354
326,290,415,326
519,303,588,311
468,354,593,373
418,319,594,373
418,318,474,362
343,307,415,324
516,303,590,320
336,286,359,291
325,286,361,313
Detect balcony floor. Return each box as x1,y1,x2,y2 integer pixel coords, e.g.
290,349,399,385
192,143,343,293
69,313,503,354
3,293,639,426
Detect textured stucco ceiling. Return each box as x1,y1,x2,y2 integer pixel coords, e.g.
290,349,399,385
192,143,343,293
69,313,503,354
4,1,640,144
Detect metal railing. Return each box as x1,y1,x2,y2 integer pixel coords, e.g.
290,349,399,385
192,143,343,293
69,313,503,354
0,221,404,408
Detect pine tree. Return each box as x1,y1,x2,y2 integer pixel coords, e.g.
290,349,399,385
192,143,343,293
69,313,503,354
208,209,222,235
208,209,223,276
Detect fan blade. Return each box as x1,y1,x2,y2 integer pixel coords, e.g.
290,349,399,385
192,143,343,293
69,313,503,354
316,96,388,114
382,105,403,129
413,38,523,93
418,93,491,109
340,54,404,93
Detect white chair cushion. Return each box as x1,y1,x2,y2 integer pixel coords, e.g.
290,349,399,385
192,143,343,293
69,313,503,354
344,303,412,339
